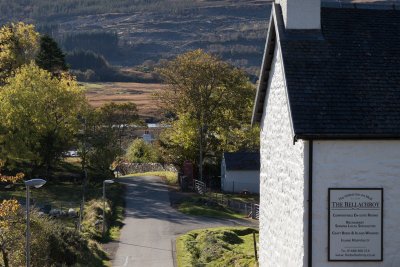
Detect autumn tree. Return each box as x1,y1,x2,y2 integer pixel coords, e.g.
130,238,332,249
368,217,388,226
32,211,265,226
0,22,40,84
157,50,258,177
0,199,24,267
0,63,85,174
0,162,25,267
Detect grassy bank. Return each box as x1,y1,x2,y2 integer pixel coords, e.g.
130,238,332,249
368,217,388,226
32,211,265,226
0,161,126,266
129,171,178,185
178,197,244,219
177,227,259,267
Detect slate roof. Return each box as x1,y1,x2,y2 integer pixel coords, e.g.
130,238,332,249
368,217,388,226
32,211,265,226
223,152,260,171
252,4,400,139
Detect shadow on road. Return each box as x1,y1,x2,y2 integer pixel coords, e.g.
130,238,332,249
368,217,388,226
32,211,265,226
118,175,241,227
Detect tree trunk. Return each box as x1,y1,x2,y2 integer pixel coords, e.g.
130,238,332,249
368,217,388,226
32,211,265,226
2,248,9,267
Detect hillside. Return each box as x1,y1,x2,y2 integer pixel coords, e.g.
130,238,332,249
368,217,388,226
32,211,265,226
1,0,395,80
0,0,273,79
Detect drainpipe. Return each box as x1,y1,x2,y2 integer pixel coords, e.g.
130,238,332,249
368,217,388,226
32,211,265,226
308,140,313,267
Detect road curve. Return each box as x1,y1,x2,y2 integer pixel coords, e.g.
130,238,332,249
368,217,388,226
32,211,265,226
112,175,251,267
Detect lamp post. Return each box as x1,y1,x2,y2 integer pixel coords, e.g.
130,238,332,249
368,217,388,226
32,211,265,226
102,179,114,237
25,178,46,267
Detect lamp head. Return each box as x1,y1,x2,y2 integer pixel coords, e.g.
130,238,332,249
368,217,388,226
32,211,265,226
103,180,115,184
25,178,47,188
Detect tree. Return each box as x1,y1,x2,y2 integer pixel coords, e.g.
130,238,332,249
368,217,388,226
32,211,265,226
0,163,24,267
99,102,140,151
126,139,160,163
76,104,121,179
0,22,40,84
0,63,85,174
157,50,257,175
0,199,24,267
36,34,68,74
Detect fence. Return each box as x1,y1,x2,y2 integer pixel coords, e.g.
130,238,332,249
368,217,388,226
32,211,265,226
192,186,260,220
193,179,207,195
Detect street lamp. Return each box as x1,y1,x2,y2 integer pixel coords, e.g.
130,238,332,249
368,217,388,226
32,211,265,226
102,179,114,237
25,178,46,267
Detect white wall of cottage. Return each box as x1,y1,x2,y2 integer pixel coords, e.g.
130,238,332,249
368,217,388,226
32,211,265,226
312,140,400,266
259,42,308,267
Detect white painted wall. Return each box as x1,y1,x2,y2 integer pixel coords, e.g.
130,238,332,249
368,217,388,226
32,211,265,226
277,0,321,29
259,42,308,267
223,170,260,194
312,140,400,266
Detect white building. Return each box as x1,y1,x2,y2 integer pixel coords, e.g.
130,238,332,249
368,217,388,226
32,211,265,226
252,1,400,266
221,152,260,194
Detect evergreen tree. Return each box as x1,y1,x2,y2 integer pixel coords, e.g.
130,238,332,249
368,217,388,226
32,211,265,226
36,35,68,74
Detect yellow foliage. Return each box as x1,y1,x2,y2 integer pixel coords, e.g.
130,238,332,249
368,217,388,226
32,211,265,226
0,63,86,163
0,22,40,82
0,199,21,229
0,160,24,183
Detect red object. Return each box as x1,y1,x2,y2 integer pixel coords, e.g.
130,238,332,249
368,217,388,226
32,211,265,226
183,160,195,185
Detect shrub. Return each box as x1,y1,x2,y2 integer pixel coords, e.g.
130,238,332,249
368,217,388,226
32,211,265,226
0,207,106,267
126,139,160,163
82,199,112,240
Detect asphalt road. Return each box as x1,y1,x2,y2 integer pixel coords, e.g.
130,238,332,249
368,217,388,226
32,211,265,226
112,175,255,267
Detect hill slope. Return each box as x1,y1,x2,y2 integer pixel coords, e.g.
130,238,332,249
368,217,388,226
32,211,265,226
1,0,273,78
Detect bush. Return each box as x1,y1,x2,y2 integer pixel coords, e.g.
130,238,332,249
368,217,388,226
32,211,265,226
126,139,160,163
82,199,112,240
0,208,106,267
31,213,106,266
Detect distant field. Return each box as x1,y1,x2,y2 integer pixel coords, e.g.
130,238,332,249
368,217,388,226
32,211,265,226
83,82,166,119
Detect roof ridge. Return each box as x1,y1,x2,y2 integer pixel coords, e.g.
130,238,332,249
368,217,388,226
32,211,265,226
322,1,400,10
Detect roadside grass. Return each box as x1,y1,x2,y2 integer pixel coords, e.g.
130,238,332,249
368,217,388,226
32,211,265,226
176,227,259,267
129,171,178,185
208,191,260,203
100,182,126,243
0,160,126,266
178,197,244,219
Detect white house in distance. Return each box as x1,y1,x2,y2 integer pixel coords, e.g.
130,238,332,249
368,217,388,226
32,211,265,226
252,1,400,266
221,152,260,194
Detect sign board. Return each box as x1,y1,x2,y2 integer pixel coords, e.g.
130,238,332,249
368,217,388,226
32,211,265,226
328,188,383,261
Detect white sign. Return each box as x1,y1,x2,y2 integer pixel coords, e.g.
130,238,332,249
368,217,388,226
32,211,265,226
328,188,383,261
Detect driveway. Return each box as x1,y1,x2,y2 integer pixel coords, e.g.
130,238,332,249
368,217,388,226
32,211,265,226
111,175,256,267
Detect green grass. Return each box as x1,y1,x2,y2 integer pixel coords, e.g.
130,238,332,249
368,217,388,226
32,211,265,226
101,183,125,243
208,192,259,203
176,227,259,267
0,181,112,210
178,197,244,219
0,160,125,266
129,171,178,185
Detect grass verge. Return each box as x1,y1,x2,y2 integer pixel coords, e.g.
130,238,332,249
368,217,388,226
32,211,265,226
177,197,244,219
0,160,126,266
208,191,259,203
176,227,259,267
129,171,178,185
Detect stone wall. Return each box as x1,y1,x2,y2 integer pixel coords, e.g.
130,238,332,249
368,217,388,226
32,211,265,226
119,163,178,175
313,141,400,266
259,43,308,267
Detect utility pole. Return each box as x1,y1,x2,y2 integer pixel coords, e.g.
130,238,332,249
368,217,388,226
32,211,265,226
79,117,88,232
199,125,203,182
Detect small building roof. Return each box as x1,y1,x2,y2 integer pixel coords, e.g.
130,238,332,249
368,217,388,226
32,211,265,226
252,3,400,140
223,152,260,171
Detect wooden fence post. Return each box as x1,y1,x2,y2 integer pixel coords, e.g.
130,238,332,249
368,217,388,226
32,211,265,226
253,231,258,261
